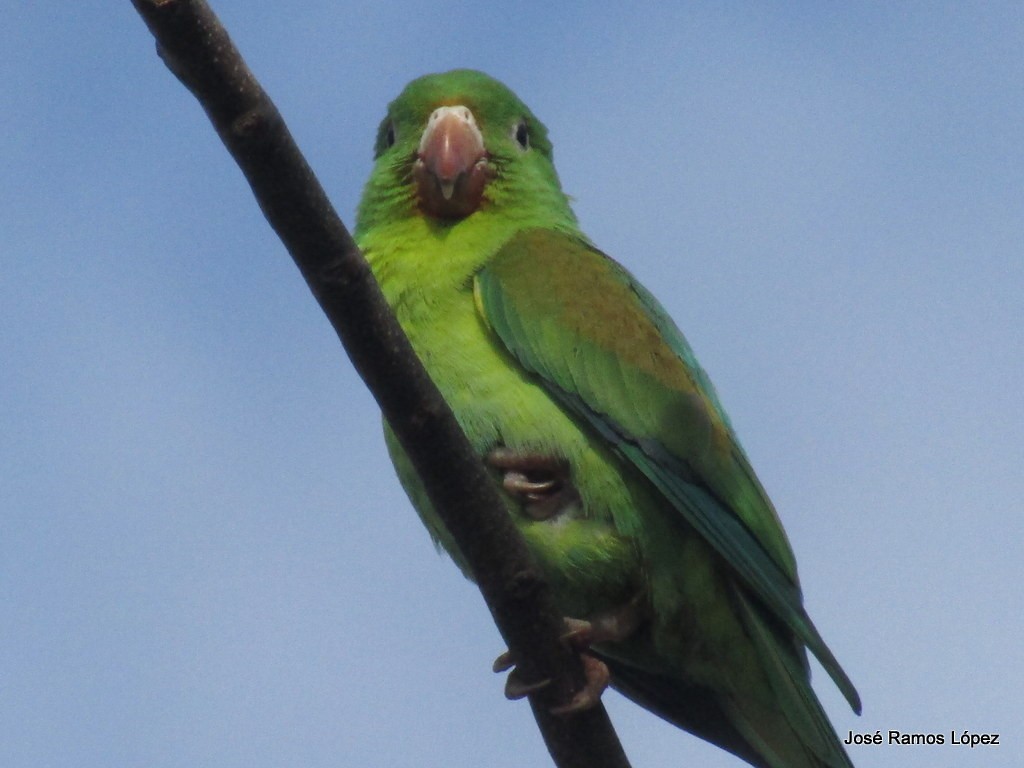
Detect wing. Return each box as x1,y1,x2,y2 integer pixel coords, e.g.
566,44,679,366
474,228,860,713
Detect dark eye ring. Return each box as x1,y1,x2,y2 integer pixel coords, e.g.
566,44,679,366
514,120,529,150
385,121,396,148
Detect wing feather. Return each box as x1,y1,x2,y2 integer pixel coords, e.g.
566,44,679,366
474,228,860,713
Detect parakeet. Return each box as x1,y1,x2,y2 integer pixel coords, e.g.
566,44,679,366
355,69,860,768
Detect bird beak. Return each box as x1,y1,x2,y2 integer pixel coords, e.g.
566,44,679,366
414,105,490,219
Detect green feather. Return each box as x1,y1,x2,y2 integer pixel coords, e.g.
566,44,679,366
475,229,860,716
356,69,860,768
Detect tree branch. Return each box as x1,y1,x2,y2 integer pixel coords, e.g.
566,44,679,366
129,2,631,766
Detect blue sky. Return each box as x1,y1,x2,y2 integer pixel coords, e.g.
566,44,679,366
2,3,1021,767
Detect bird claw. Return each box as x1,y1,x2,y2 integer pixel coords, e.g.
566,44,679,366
549,654,611,715
502,470,559,497
560,595,645,649
492,610,625,713
494,646,608,712
485,447,578,520
494,650,550,699
560,617,595,649
503,669,552,700
492,649,515,673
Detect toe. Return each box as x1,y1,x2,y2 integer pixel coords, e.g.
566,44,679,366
550,655,610,715
504,669,551,700
492,649,515,673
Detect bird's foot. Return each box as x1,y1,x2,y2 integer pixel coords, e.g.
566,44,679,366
492,598,644,715
492,640,610,714
485,447,578,520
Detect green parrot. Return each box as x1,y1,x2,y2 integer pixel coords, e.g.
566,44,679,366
355,69,860,768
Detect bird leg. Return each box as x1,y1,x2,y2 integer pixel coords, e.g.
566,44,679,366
485,447,578,520
492,594,645,715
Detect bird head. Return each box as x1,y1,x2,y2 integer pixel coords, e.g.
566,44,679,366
356,69,575,236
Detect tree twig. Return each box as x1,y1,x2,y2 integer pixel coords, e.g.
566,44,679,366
129,2,632,766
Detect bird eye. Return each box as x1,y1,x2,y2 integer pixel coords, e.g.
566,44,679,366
384,121,396,148
513,119,529,150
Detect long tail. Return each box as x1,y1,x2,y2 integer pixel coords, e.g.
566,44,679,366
599,589,856,768
605,661,774,768
726,589,855,768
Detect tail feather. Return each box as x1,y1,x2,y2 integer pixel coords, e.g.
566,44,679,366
602,658,773,768
733,588,855,768
596,591,856,768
